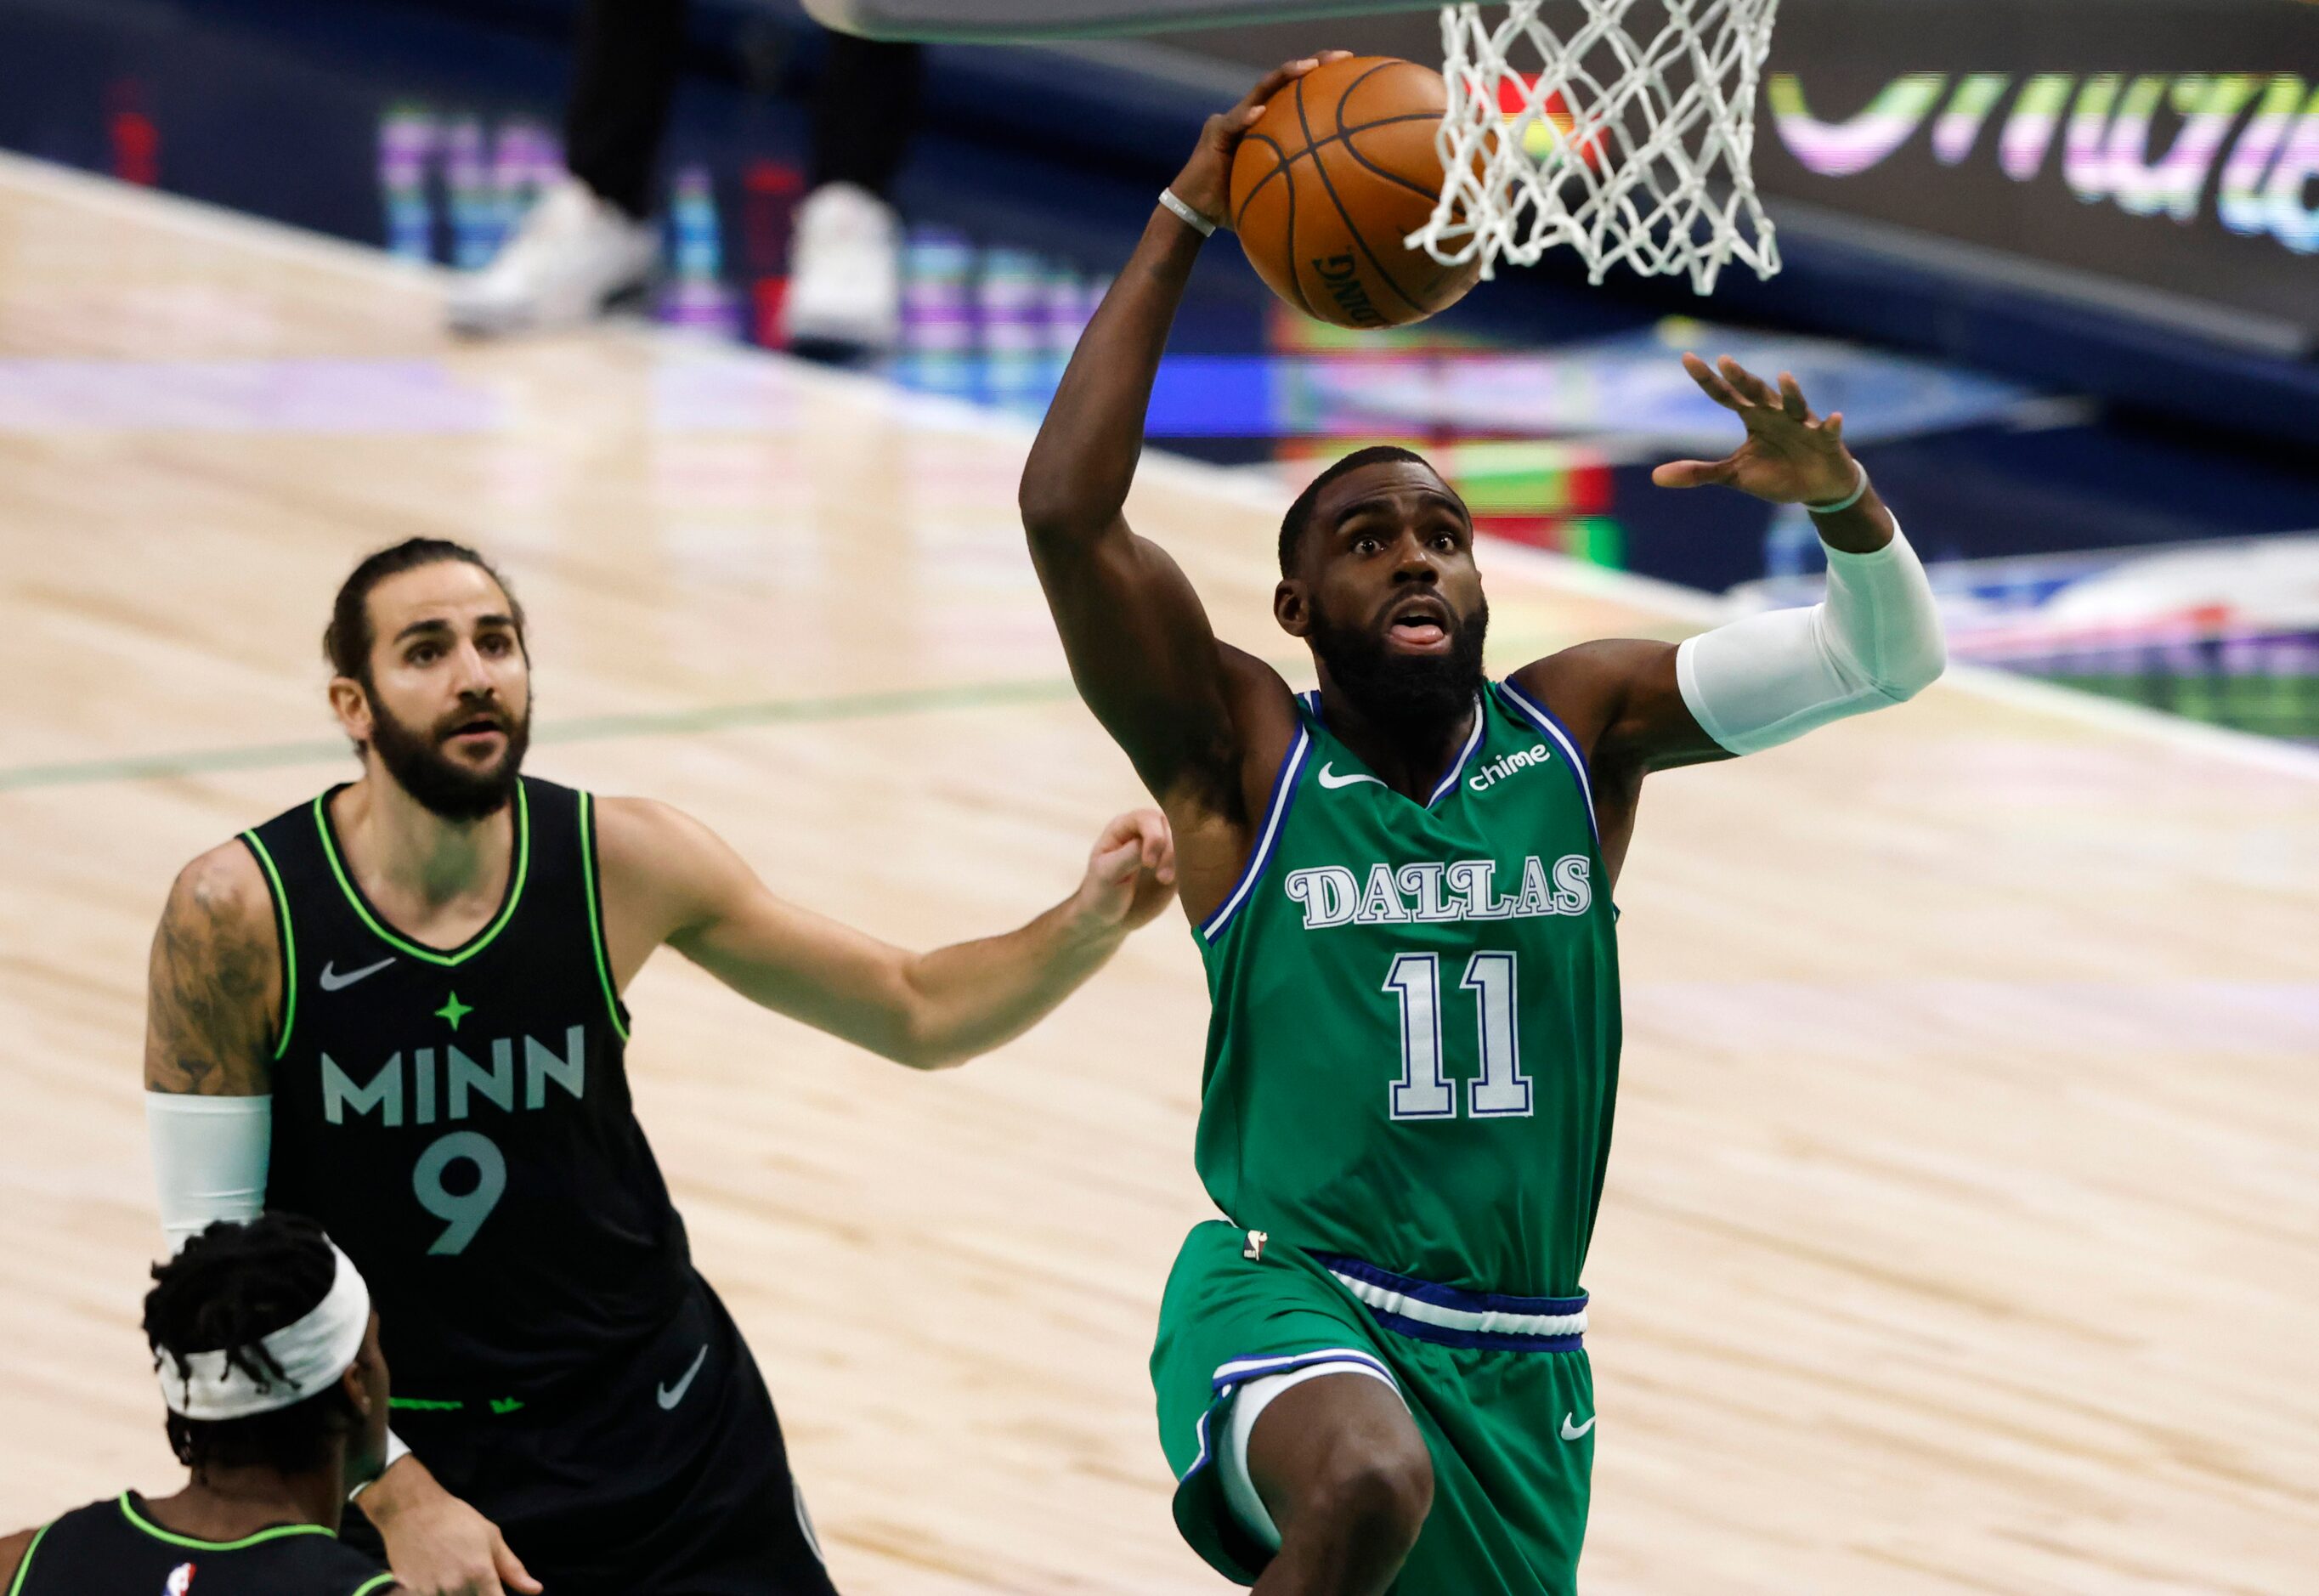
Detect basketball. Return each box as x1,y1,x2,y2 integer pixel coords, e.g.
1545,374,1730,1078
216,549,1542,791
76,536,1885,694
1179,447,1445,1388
1229,55,1482,330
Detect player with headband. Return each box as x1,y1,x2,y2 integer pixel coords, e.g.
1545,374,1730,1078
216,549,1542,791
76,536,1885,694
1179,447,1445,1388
1020,59,1947,1595
0,1214,399,1595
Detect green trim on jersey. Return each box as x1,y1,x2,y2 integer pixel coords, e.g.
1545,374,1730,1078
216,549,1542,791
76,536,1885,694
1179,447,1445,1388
240,828,299,1060
310,782,532,966
349,1575,398,1596
114,1493,335,1552
6,1521,49,1596
576,791,631,1041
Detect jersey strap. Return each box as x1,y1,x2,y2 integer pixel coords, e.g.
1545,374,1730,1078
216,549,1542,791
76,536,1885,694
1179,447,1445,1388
238,827,301,1061
1490,680,1598,844
5,1521,47,1596
574,790,628,1041
1198,719,1313,943
1417,697,1487,809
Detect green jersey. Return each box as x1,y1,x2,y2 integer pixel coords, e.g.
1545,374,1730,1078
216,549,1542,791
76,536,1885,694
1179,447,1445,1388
1193,680,1620,1299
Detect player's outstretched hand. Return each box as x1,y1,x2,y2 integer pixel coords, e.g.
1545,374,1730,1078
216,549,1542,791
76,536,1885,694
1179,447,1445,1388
1652,353,1859,506
1169,53,1356,228
366,1459,541,1596
1072,808,1178,934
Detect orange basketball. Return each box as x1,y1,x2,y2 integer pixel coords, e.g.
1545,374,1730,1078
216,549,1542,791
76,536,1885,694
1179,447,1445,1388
1229,55,1482,331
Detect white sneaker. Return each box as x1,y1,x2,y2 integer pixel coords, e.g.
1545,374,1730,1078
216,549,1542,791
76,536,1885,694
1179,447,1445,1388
446,176,660,337
780,182,902,356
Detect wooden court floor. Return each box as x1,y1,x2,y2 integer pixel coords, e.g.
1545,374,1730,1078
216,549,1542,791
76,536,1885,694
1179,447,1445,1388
2,153,2315,1593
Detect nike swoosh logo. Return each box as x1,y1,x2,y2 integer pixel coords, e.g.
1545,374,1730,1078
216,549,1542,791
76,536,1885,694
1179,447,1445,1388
318,956,396,992
657,1344,709,1410
1316,762,1385,790
1560,1413,1595,1441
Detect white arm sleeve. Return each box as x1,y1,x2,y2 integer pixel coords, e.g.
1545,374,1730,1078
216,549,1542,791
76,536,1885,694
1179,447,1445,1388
1675,520,1945,756
146,1091,271,1254
145,1090,418,1496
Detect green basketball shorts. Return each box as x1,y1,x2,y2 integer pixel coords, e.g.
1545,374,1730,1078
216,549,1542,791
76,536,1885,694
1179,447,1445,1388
1151,1220,1595,1593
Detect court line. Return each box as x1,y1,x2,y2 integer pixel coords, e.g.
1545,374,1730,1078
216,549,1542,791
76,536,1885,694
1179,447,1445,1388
746,350,2319,783
6,156,2316,787
18,625,2311,795
670,341,2319,780
0,679,1081,795
0,626,1558,795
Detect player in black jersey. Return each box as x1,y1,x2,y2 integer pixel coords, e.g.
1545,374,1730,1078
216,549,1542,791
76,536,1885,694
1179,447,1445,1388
0,1214,399,1596
142,538,1179,1596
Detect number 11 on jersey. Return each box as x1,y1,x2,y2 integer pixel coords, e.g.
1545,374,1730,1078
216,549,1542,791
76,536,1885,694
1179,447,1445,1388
1385,951,1533,1120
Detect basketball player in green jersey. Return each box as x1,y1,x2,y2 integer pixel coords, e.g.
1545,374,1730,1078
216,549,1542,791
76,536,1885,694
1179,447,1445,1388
143,539,1176,1596
1020,59,1948,1595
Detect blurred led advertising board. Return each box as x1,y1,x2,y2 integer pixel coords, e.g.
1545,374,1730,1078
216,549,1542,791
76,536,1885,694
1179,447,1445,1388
1162,0,2318,337
1756,0,2319,336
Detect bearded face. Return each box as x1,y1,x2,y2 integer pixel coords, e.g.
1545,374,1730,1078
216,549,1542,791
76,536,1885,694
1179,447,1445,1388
340,559,534,822
1282,460,1491,736
364,687,529,822
1306,591,1490,733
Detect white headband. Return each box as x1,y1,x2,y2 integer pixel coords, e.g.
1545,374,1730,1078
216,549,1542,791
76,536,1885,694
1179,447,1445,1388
156,1242,372,1422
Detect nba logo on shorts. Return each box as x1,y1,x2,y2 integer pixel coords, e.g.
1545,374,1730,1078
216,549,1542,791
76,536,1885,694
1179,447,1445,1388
164,1563,196,1595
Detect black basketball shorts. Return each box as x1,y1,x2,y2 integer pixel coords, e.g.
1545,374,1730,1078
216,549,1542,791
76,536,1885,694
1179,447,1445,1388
344,1274,837,1595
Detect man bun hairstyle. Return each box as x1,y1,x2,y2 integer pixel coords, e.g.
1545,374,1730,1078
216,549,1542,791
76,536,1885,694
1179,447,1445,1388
324,537,527,686
144,1214,360,1476
1278,445,1441,575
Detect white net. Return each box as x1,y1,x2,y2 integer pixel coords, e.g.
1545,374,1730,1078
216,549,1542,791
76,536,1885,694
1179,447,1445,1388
1417,0,1782,293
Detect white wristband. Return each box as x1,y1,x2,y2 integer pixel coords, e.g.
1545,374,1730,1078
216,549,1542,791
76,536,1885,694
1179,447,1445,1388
1158,188,1218,237
1804,460,1869,516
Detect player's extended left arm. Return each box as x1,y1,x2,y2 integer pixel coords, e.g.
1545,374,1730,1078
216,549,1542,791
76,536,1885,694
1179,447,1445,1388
1655,354,1945,756
625,802,1178,1069
1674,506,1943,756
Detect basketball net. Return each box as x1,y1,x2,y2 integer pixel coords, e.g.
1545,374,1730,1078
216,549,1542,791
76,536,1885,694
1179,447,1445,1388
1418,0,1782,293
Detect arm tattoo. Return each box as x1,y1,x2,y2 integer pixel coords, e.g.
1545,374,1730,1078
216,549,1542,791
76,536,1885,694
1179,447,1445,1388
144,857,275,1096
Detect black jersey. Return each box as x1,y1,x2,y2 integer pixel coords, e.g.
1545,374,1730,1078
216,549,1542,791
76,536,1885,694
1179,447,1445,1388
241,777,690,1401
12,1493,391,1595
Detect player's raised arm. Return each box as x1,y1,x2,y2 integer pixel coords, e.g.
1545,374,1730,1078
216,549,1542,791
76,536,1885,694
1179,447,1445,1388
1018,57,1341,806
1513,353,1944,806
597,798,1175,1069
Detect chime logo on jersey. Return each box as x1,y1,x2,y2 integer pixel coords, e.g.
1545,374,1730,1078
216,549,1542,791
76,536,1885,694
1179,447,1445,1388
1467,742,1552,794
163,1564,195,1596
319,1025,587,1128
1284,853,1592,929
